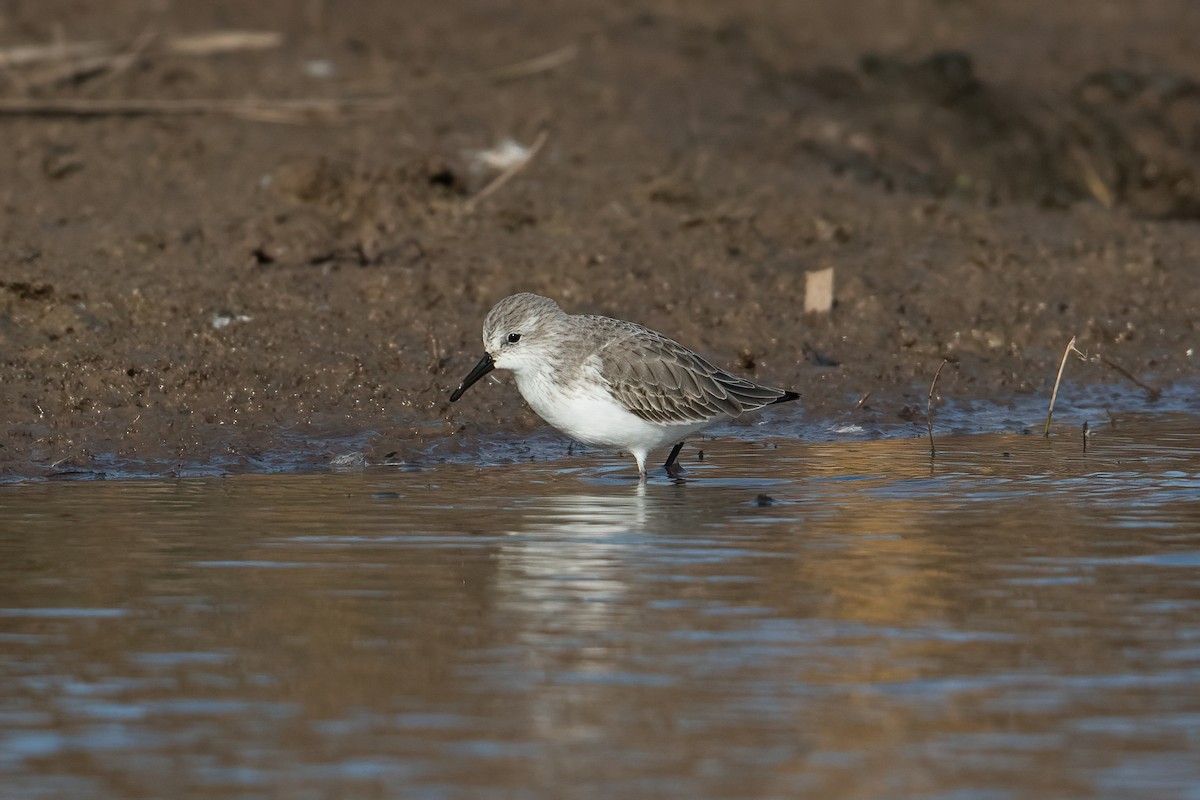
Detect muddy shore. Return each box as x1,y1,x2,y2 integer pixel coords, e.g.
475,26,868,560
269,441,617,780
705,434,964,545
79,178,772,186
1,1,1197,478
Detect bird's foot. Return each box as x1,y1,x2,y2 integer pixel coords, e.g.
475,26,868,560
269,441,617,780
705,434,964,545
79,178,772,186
662,442,687,480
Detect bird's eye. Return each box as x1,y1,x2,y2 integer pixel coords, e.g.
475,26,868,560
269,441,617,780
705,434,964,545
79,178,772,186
507,333,521,344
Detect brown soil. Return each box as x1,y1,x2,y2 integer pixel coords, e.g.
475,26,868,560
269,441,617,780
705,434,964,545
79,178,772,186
2,1,1198,478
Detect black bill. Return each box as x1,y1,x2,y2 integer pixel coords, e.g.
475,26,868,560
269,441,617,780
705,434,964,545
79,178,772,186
449,353,495,401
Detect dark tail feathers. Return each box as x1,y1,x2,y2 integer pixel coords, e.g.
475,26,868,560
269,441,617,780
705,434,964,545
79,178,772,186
770,390,801,405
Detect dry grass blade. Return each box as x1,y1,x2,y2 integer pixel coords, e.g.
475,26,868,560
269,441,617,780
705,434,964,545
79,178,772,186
3,29,284,94
0,95,406,123
1070,147,1114,209
0,40,109,67
485,43,579,82
0,96,206,117
926,358,949,456
462,130,549,213
163,31,283,56
1044,336,1085,437
0,30,282,67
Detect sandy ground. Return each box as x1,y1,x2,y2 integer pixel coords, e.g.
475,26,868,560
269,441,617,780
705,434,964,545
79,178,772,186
1,0,1198,478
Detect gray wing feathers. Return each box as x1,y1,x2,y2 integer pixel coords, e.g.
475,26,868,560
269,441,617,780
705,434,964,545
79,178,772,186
595,321,793,425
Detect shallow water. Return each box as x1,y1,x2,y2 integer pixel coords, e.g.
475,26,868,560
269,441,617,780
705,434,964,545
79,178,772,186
1,413,1198,799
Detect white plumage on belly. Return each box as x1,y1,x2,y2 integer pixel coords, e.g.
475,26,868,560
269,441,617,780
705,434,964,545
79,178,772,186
515,365,710,470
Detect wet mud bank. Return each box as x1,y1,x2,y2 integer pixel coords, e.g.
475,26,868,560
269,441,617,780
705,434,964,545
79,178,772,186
1,1,1198,479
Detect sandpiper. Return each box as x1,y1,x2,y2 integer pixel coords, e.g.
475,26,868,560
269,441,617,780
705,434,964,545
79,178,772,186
449,293,799,478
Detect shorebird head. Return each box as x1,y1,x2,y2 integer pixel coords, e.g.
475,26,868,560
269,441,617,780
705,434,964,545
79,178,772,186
449,293,566,401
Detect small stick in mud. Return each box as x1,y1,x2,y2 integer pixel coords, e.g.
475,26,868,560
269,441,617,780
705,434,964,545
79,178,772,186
0,30,283,67
0,95,405,123
1043,336,1085,437
462,129,548,213
926,358,949,456
426,331,445,375
1082,420,1089,453
50,28,158,93
484,43,579,83
1097,355,1162,402
1070,147,1115,209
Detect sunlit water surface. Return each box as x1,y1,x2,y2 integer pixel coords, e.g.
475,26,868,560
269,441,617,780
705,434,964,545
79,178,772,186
1,413,1198,799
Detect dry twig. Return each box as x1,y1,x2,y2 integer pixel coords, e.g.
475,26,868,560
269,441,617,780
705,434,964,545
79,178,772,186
0,95,408,123
64,28,157,92
1097,355,1162,401
1043,336,1085,437
484,43,579,82
0,30,282,67
163,31,284,57
926,358,949,456
1070,147,1114,209
0,40,109,67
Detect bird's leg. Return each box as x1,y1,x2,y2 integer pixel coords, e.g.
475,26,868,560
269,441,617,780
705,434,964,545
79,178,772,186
633,450,648,482
663,442,686,479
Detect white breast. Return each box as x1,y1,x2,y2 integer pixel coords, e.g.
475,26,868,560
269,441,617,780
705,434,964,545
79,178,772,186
514,367,710,454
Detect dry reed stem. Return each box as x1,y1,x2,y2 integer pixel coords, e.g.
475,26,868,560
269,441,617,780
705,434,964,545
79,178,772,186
0,95,410,123
1043,336,1085,437
0,30,283,66
926,358,949,456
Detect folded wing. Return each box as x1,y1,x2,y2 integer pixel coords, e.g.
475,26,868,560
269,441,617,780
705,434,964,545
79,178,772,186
597,324,797,425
